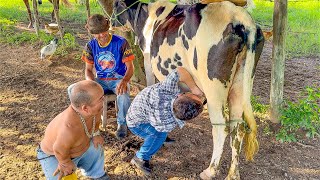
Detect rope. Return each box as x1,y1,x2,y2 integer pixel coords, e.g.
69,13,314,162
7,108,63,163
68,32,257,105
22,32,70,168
211,119,245,127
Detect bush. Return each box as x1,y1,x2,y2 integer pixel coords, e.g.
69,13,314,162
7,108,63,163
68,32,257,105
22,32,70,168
276,86,320,142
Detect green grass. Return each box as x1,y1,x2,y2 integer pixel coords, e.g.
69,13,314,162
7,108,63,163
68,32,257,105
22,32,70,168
0,0,103,24
251,0,320,57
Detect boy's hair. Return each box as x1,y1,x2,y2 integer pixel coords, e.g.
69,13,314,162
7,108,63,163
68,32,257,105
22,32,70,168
173,95,203,121
86,14,110,34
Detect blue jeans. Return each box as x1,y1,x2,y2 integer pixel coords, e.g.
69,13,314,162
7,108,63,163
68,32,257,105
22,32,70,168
96,77,131,125
37,140,105,179
129,123,168,161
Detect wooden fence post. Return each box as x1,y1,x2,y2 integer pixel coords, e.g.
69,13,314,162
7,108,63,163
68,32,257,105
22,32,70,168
270,0,288,123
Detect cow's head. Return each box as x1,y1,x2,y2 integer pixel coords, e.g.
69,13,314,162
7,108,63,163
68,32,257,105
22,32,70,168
111,0,140,31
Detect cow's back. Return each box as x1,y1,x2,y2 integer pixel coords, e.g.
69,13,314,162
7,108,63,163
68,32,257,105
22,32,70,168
147,0,257,91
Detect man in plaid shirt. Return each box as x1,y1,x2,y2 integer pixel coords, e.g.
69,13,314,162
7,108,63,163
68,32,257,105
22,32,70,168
126,67,205,175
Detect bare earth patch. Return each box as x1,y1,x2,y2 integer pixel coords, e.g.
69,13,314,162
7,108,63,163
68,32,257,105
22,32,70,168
0,35,319,179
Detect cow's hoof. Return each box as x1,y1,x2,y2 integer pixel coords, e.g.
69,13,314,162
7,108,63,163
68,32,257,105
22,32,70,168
225,170,240,180
225,176,240,180
200,169,215,180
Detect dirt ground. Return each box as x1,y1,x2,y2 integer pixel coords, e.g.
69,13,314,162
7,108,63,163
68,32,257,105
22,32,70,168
0,23,319,180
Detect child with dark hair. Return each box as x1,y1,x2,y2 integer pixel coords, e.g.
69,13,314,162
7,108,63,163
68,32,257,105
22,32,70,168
82,14,135,140
126,67,206,175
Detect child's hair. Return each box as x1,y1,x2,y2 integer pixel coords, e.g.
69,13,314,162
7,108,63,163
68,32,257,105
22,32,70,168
173,95,203,120
86,14,110,34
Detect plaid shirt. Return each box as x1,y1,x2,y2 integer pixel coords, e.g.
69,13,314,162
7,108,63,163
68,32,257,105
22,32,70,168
126,70,185,132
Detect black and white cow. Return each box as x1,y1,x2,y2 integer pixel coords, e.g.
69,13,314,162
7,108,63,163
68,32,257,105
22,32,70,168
112,0,264,179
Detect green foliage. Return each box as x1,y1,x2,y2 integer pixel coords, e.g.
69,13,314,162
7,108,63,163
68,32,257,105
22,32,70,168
55,33,80,56
276,86,320,143
251,96,269,114
251,0,319,57
0,23,54,45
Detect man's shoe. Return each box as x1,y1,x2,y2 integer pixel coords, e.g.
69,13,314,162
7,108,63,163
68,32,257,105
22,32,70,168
130,156,151,175
163,136,175,145
115,124,127,140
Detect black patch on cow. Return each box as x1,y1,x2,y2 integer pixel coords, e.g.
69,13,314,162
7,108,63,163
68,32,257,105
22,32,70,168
171,65,177,69
157,56,169,76
167,58,171,64
177,62,182,66
193,48,198,69
151,5,186,58
183,3,206,39
207,24,244,86
156,6,165,17
174,53,181,60
164,59,170,68
182,34,189,50
252,25,265,78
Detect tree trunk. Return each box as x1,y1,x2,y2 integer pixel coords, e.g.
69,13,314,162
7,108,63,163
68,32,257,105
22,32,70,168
85,0,90,19
32,0,40,35
97,0,113,16
270,0,287,123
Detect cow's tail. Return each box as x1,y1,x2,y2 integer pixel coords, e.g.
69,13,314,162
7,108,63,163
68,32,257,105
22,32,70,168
242,26,259,162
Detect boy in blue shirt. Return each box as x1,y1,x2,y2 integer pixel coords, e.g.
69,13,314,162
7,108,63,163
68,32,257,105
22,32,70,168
82,14,134,139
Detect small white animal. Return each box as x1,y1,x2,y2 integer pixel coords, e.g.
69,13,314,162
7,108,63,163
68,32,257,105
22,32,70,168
40,38,58,60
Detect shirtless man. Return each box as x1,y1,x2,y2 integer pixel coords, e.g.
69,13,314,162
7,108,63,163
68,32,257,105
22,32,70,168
37,80,109,180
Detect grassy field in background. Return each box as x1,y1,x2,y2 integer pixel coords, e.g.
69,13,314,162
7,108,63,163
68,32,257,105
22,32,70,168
0,0,319,57
251,0,319,57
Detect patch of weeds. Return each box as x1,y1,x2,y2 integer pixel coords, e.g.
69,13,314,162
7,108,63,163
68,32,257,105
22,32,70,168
0,23,54,45
251,96,269,119
276,86,320,143
262,123,273,136
55,33,80,56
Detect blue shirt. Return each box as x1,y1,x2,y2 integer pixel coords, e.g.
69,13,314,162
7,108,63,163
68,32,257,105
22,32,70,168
82,34,134,78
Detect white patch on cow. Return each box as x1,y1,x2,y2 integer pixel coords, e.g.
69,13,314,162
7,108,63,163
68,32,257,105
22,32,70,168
143,0,175,54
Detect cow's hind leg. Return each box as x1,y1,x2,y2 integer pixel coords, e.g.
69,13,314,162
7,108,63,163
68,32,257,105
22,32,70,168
226,78,246,180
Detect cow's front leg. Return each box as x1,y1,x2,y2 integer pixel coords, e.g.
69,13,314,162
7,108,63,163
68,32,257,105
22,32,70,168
200,104,228,179
143,53,156,86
